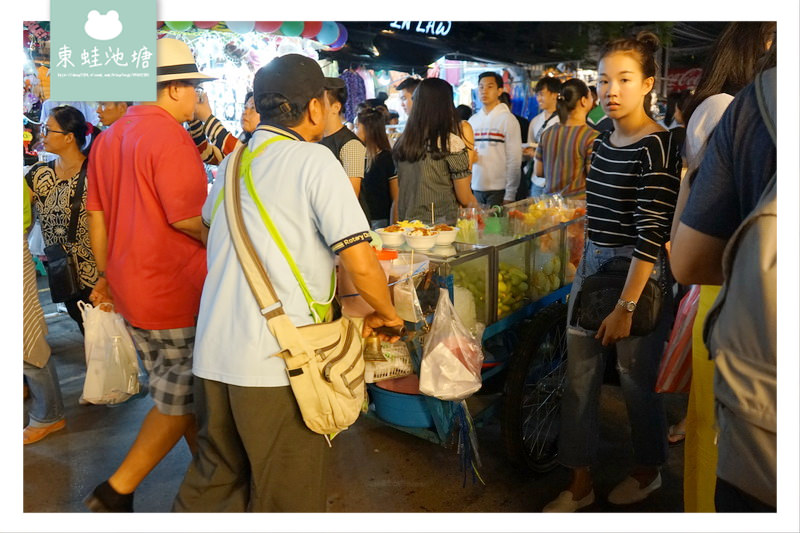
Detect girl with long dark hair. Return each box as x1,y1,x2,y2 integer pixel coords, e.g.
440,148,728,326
543,32,682,512
356,106,398,228
393,78,477,223
668,21,776,512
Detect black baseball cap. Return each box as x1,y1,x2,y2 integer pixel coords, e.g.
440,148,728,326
253,54,344,109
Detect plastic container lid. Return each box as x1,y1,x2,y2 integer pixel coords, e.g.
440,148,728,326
375,248,399,261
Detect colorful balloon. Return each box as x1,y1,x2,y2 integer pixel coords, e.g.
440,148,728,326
280,21,304,37
226,21,255,34
328,23,348,49
315,21,339,45
255,21,283,33
156,21,164,29
165,21,193,32
193,21,218,29
301,21,323,38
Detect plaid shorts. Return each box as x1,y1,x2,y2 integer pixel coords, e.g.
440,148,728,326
127,325,196,416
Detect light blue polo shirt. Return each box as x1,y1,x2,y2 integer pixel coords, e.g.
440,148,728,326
193,125,371,387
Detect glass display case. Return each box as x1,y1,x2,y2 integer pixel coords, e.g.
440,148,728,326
426,243,495,337
495,235,533,320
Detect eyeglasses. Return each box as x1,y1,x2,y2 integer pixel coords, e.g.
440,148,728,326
41,125,68,136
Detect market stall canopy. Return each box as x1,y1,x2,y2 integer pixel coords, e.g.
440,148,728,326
319,21,591,72
319,21,730,72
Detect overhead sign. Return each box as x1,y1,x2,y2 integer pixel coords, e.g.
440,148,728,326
389,21,452,37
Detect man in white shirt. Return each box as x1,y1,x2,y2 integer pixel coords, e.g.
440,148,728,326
468,72,522,206
524,76,562,196
173,54,403,513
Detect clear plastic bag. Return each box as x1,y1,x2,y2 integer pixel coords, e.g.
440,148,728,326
393,274,426,323
79,302,140,405
419,289,484,401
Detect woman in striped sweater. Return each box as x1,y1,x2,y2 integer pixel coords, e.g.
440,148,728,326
543,32,681,513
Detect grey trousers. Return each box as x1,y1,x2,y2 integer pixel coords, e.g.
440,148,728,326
173,378,328,512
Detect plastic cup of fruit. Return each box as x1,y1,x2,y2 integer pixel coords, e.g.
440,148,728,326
435,228,459,246
376,227,406,248
405,230,440,251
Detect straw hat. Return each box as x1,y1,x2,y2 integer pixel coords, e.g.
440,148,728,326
156,38,216,83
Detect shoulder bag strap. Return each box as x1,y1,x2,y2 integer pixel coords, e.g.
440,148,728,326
224,144,285,320
223,143,320,363
217,135,334,323
66,159,88,243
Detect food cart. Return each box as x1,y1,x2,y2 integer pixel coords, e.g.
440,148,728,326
360,195,586,476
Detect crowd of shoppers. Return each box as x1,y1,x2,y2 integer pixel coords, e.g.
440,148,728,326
23,23,778,515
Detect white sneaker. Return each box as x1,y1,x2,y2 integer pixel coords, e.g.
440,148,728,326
542,489,595,512
607,472,662,505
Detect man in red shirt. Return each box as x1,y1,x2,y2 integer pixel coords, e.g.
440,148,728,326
83,38,213,512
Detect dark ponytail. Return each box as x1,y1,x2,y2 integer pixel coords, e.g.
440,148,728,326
50,105,94,156
556,78,590,122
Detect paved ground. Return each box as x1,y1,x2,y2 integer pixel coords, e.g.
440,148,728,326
23,275,688,515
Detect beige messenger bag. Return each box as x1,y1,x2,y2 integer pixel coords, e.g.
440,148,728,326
223,143,366,439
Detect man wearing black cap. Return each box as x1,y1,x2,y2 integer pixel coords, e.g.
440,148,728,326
173,54,402,512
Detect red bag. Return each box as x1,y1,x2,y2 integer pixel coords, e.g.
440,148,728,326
655,285,700,393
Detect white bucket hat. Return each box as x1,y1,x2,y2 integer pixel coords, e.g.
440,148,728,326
156,38,216,83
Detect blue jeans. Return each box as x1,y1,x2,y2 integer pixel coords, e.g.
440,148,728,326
474,190,505,208
558,240,672,468
24,360,65,427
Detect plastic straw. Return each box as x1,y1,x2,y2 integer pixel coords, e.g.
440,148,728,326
431,202,435,226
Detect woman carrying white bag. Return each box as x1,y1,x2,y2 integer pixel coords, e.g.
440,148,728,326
79,302,141,405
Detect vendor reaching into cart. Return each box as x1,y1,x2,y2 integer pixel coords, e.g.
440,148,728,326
468,71,522,206
173,54,402,513
542,31,681,513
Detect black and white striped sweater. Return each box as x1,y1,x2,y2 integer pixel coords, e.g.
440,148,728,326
586,129,681,262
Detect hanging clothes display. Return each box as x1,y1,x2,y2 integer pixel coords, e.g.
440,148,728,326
339,69,366,124
356,67,376,100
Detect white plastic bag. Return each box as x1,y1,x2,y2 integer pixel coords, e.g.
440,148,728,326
79,302,140,405
419,289,484,401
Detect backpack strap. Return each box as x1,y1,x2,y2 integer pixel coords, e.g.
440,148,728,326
754,68,777,207
755,68,776,144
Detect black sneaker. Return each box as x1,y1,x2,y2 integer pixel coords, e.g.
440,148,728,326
83,481,134,512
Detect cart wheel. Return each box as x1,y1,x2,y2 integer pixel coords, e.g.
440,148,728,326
502,301,568,474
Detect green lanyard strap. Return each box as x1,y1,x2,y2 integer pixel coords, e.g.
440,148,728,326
212,134,335,324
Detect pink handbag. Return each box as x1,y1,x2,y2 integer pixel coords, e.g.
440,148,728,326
655,285,701,393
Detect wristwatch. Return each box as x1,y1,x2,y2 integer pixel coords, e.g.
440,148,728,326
616,298,637,312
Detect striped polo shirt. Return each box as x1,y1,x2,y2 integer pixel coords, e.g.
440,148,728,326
586,129,681,262
535,124,598,195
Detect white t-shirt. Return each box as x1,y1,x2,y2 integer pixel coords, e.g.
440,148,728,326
528,110,560,145
193,127,371,387
684,93,734,172
468,103,522,200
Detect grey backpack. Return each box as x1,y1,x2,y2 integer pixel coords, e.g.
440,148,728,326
702,67,776,507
